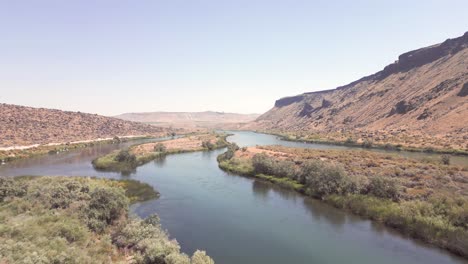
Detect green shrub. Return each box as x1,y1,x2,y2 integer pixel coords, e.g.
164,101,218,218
202,140,216,150
191,250,215,264
441,154,451,165
113,214,204,264
362,139,373,148
299,160,323,184
0,176,215,263
115,149,137,164
367,176,401,201
154,143,167,153
252,153,296,178
217,143,239,162
30,179,90,209
215,138,228,147
304,162,349,198
85,187,129,232
345,137,355,145
448,203,468,229
0,177,27,202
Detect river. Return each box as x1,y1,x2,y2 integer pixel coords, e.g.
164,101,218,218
0,131,467,264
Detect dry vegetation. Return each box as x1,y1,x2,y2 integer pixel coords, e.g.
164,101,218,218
132,134,227,155
0,176,214,264
269,130,468,155
234,146,468,198
218,144,468,258
0,103,170,147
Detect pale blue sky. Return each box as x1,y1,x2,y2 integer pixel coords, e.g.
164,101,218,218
1,0,467,115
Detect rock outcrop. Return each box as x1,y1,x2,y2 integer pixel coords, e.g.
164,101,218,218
246,32,468,149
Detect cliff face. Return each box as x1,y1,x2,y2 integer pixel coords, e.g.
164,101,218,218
248,32,468,147
0,104,167,147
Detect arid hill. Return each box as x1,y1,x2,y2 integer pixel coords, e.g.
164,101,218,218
246,32,468,151
116,111,260,129
0,104,168,147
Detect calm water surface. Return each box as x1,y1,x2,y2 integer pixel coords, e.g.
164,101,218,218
1,131,467,264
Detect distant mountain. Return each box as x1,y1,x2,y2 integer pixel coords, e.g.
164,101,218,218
0,104,167,147
115,111,260,129
246,32,468,150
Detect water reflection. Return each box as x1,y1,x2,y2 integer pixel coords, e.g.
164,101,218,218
153,156,167,167
302,197,346,229
252,180,270,200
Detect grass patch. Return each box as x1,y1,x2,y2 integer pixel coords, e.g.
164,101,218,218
256,174,304,191
117,179,159,203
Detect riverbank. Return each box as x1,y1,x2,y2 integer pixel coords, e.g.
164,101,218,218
0,176,214,263
93,133,230,174
0,135,156,164
217,144,468,259
255,130,468,156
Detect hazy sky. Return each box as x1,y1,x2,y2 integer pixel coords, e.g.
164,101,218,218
1,0,467,116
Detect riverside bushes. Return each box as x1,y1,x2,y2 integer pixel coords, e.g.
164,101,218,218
0,176,214,263
367,176,401,201
301,161,352,198
250,155,382,199
217,146,468,259
252,153,296,179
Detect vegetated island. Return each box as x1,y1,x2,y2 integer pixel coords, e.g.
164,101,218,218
218,144,468,259
93,133,229,174
0,176,214,263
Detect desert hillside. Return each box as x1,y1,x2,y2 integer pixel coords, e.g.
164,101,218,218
0,104,168,147
247,32,468,150
116,111,260,129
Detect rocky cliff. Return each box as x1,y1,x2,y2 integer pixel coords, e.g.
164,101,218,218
247,32,468,150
